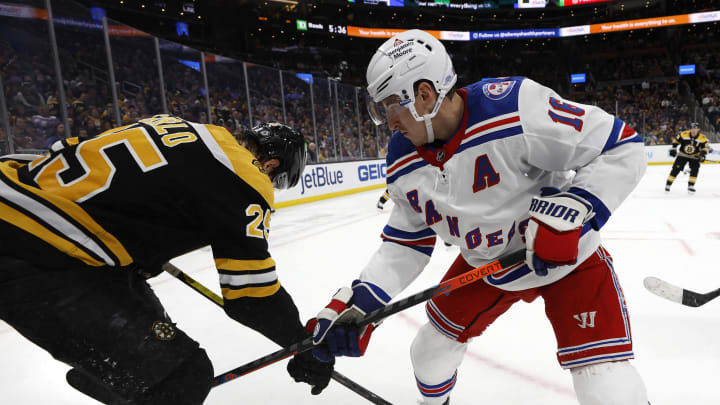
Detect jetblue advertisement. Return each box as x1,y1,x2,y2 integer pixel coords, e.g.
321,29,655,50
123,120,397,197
275,159,387,207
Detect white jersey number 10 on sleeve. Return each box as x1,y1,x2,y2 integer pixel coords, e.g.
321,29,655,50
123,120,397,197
547,97,585,132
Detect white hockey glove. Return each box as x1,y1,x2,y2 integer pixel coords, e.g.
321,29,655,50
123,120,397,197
526,187,593,276
310,280,390,362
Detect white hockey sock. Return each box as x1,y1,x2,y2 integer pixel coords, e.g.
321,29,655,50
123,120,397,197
411,323,468,405
571,361,649,405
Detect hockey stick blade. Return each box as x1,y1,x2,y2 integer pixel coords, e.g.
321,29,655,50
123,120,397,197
326,370,393,405
643,276,720,307
212,249,526,387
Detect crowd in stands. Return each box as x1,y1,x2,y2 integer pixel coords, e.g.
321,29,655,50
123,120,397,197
0,16,391,160
1,10,719,159
680,31,720,134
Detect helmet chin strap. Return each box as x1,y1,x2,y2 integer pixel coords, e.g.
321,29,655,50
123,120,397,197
423,114,434,143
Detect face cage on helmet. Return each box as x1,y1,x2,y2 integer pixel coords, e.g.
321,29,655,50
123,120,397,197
269,141,306,190
272,171,289,189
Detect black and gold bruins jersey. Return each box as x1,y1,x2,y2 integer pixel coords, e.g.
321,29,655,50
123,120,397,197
0,115,281,302
672,130,709,159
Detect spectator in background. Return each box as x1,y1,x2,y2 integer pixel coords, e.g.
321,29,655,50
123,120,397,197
101,121,113,133
13,81,44,109
44,123,65,150
307,142,318,163
10,117,35,144
66,118,75,138
87,106,103,132
31,105,60,139
0,127,7,154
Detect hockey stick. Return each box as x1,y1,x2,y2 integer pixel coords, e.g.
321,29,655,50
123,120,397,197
211,248,526,388
162,262,393,405
643,276,720,307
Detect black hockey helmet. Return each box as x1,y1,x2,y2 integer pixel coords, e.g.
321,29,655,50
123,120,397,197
247,122,307,189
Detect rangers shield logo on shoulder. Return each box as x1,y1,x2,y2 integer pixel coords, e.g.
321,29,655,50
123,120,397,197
482,80,516,101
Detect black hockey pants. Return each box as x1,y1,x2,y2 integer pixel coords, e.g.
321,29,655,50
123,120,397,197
669,155,700,178
0,257,213,404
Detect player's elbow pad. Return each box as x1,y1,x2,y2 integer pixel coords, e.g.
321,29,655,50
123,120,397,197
224,287,304,347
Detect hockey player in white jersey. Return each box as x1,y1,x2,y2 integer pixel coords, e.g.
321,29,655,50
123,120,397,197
310,29,650,405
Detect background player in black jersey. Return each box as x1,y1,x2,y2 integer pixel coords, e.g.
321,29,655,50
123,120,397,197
376,187,390,210
665,122,710,194
0,117,332,404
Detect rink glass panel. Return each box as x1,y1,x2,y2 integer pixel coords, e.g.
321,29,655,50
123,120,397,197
0,0,60,153
334,81,362,160
158,38,206,123
0,0,431,161
357,90,381,159
311,76,338,162
245,63,283,128
206,57,249,135
281,71,318,162
53,0,116,139
106,16,164,121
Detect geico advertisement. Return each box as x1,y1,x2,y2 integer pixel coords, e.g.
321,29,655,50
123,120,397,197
275,159,387,203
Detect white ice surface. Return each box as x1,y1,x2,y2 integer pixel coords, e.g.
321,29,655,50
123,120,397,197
1,165,719,404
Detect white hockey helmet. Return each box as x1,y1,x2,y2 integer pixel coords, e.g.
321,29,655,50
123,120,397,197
366,29,457,126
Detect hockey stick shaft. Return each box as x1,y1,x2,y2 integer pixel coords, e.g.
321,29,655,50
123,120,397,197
212,248,526,387
162,263,224,306
644,276,720,307
162,262,392,405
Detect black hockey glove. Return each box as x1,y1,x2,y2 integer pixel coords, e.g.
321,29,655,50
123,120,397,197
287,350,334,395
669,148,677,157
700,155,706,162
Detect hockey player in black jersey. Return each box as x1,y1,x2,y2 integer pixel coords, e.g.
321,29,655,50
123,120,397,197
376,187,390,210
665,122,709,194
0,116,333,404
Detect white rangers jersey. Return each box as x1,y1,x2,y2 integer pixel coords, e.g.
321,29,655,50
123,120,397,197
359,77,646,295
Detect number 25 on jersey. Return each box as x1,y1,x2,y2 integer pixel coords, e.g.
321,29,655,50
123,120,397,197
33,123,197,202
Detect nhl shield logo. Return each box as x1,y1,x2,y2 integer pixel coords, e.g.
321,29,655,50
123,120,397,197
436,149,446,162
482,80,517,101
394,38,403,47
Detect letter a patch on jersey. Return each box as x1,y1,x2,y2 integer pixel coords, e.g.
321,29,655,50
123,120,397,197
482,80,516,101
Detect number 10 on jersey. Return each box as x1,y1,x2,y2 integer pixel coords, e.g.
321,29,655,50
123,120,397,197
547,97,585,132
